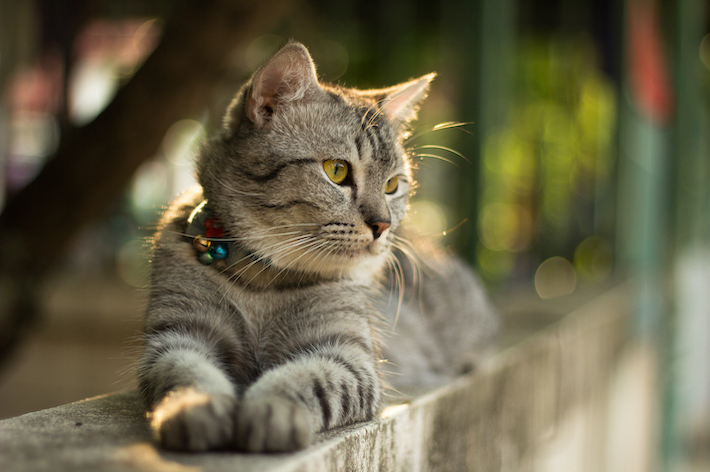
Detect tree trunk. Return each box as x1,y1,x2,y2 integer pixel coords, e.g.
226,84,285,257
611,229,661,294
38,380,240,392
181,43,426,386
0,0,299,366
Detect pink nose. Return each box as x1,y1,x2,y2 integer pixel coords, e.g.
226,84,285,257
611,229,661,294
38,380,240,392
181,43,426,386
369,221,391,239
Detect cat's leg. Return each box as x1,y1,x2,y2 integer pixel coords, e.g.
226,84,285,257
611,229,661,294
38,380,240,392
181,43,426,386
235,335,380,452
139,316,243,451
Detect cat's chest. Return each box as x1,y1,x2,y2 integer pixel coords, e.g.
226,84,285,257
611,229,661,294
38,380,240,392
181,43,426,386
221,284,320,345
222,281,367,352
221,286,322,368
230,290,289,324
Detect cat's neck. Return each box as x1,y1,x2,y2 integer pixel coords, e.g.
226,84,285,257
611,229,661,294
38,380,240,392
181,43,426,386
222,244,386,291
186,199,385,290
221,247,338,291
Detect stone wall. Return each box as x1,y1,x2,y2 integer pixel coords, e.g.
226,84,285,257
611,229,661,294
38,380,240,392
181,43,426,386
0,285,653,472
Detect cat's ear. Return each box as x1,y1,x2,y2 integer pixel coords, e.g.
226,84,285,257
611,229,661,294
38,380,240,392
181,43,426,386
244,41,321,128
366,73,436,125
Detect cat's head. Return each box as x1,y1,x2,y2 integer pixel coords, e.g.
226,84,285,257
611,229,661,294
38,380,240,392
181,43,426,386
197,40,434,279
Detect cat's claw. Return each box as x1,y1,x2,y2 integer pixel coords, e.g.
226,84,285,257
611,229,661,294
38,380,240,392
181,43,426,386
151,389,237,451
235,397,314,452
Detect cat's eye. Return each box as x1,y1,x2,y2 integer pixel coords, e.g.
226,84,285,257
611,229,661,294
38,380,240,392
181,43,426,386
324,159,349,184
384,176,399,194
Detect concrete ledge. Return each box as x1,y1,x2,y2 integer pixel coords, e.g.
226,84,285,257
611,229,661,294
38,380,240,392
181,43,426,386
0,285,633,471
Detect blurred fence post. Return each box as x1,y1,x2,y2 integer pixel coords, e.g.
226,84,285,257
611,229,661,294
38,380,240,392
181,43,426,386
446,0,516,266
670,0,710,467
617,0,710,469
615,0,673,469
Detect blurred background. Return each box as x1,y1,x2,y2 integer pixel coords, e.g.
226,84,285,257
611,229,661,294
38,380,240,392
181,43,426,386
0,0,708,470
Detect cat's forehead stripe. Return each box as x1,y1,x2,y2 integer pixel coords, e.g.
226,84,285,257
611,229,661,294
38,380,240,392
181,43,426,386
354,135,363,160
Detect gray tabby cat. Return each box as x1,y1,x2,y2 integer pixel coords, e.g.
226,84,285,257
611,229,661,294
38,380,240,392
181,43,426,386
139,41,497,453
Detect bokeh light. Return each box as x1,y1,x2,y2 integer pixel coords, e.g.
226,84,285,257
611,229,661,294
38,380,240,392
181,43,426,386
534,256,576,299
245,35,285,71
129,160,169,223
407,200,448,237
477,244,515,283
480,202,521,252
162,119,205,168
310,39,349,81
116,238,150,288
701,34,710,71
574,235,613,282
476,39,616,285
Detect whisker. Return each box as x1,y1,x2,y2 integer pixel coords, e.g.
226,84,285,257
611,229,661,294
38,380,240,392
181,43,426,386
404,121,473,144
295,239,334,285
259,237,328,288
309,238,346,280
442,218,468,237
168,223,320,242
391,234,442,280
410,144,470,164
410,153,459,167
242,236,323,289
384,250,405,330
364,100,388,131
217,233,316,297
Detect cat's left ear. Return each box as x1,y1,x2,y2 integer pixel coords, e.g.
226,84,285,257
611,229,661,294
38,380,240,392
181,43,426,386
246,41,322,128
369,73,436,125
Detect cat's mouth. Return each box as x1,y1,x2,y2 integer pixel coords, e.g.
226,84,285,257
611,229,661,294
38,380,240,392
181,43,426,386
254,228,389,277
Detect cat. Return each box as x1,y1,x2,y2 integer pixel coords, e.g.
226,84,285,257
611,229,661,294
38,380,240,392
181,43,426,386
138,40,498,453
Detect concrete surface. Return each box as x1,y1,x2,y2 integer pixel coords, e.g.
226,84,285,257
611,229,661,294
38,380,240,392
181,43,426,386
0,285,637,471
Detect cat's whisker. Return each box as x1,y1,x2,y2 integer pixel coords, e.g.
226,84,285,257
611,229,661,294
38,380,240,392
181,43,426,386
409,144,470,164
226,189,263,197
403,121,473,145
313,239,347,276
256,237,329,287
168,223,320,243
257,237,329,291
305,238,344,281
240,235,324,290
301,234,346,274
273,240,334,290
389,242,424,319
359,101,382,130
365,101,387,130
382,251,405,330
391,234,437,280
217,233,317,298
224,232,315,270
234,234,314,276
294,239,334,286
390,234,447,321
410,152,459,167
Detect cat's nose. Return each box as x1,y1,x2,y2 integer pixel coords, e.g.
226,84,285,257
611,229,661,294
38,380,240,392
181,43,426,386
368,220,391,239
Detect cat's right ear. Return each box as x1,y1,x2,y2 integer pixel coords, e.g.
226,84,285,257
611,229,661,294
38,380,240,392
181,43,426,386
244,41,321,129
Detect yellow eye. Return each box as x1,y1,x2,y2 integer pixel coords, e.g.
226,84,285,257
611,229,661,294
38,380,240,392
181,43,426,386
385,176,399,194
324,159,349,184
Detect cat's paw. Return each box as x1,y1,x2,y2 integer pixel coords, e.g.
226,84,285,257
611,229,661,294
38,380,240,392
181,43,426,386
235,396,314,452
150,388,237,451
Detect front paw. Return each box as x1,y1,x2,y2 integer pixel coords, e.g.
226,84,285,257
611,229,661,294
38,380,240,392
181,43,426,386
235,397,314,452
150,388,237,451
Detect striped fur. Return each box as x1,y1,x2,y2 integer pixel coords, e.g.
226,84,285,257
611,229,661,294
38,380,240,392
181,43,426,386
139,41,497,452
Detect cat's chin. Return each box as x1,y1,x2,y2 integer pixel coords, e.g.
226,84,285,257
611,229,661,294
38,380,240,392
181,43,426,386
260,235,390,278
278,249,388,281
319,254,388,281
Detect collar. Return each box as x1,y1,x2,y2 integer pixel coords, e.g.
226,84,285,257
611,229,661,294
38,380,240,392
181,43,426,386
186,201,331,289
186,200,230,266
186,200,273,268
